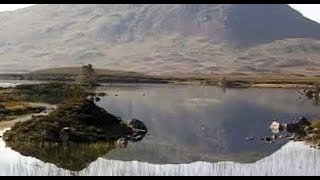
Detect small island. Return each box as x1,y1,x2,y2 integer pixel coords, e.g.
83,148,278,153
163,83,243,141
3,97,147,145
0,65,148,168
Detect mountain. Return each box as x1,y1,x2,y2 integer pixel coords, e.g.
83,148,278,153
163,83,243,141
1,4,320,75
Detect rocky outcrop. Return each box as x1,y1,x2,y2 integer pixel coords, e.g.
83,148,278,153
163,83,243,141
3,98,147,144
267,116,320,147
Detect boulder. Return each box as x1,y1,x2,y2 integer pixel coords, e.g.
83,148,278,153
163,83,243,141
265,137,272,143
305,90,315,99
296,116,310,126
116,138,128,148
95,97,101,102
127,119,148,142
127,119,147,131
283,116,310,136
269,121,284,134
286,123,300,133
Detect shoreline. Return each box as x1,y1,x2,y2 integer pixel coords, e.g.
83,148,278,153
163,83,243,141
0,78,317,89
1,69,320,89
0,103,56,130
251,83,314,89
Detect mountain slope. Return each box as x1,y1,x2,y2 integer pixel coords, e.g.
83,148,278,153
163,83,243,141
1,4,320,75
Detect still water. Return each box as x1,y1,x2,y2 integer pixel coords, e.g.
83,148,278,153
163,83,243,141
1,83,320,176
0,80,45,88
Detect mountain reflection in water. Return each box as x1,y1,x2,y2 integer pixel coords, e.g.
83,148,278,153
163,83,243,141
1,84,320,175
1,140,320,176
1,126,147,172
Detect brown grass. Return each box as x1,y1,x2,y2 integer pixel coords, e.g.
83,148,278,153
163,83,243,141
165,72,320,86
28,67,145,77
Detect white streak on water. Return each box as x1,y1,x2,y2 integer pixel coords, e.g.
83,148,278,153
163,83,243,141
0,83,23,88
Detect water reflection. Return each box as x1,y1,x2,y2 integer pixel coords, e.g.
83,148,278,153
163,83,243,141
1,84,320,175
1,140,320,176
95,85,320,164
6,141,116,172
2,126,147,172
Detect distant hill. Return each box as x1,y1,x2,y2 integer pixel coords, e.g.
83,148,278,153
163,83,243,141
28,67,144,77
1,4,320,75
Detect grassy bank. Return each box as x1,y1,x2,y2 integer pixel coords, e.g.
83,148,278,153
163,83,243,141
2,67,320,88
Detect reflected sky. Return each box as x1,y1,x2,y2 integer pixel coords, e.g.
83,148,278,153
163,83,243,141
94,84,320,163
1,84,320,174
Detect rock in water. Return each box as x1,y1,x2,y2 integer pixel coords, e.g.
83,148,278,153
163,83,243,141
296,116,310,126
95,96,101,102
305,90,314,99
127,119,147,130
265,137,272,143
116,138,128,148
127,119,148,142
245,136,254,141
270,121,284,134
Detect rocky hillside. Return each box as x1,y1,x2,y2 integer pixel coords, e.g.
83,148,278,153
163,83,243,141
1,4,320,75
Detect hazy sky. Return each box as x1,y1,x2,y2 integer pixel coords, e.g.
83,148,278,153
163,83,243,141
290,4,320,23
0,4,34,12
0,4,319,23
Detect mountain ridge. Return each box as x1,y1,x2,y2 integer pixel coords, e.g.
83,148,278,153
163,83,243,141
1,4,320,75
